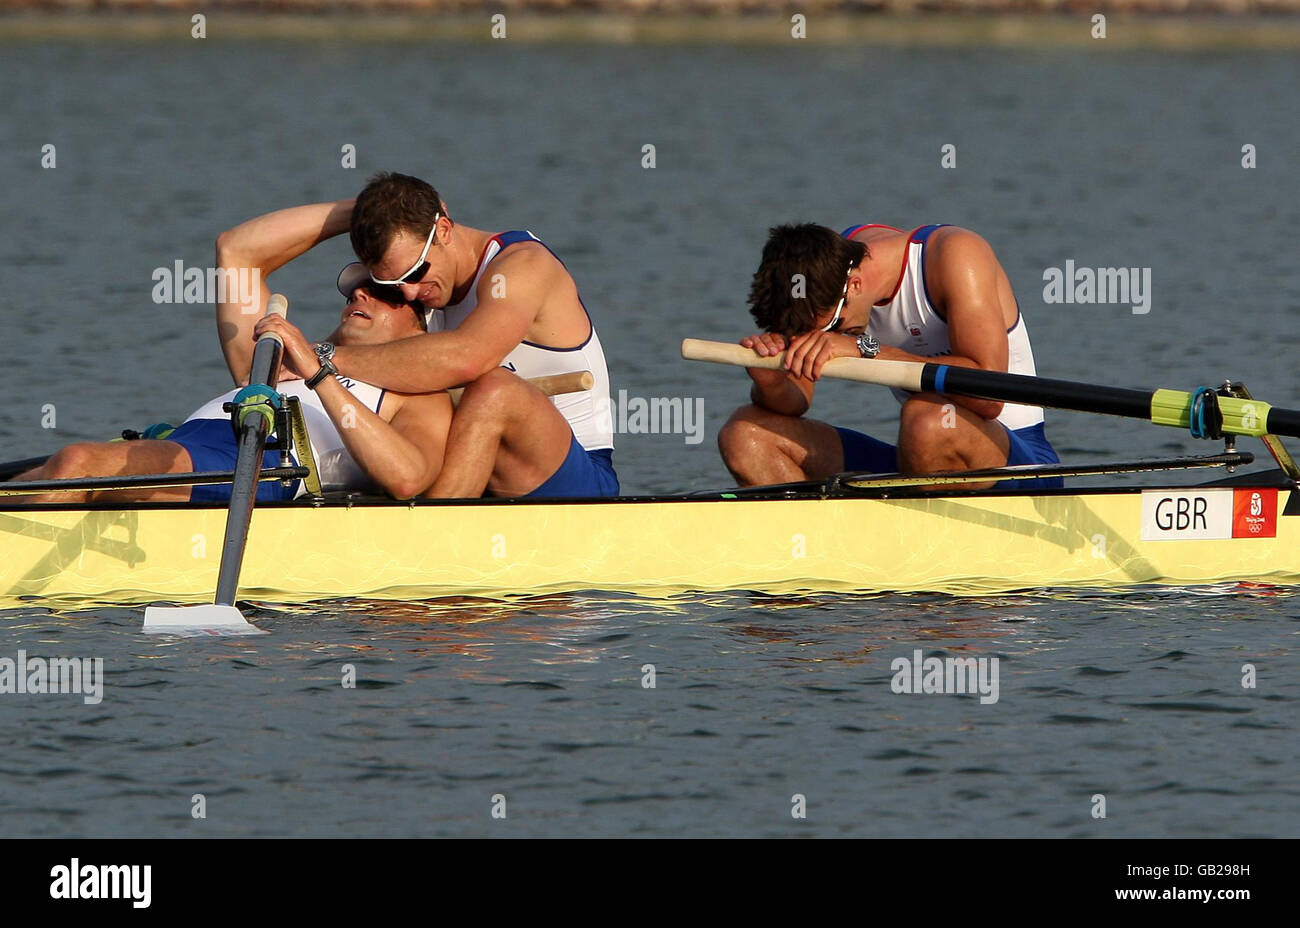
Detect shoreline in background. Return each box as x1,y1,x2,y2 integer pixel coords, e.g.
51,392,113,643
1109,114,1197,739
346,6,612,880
4,10,1300,48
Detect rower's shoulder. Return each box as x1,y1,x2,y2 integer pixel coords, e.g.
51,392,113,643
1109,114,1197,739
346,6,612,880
926,224,989,250
479,239,568,292
924,226,1000,271
488,236,560,268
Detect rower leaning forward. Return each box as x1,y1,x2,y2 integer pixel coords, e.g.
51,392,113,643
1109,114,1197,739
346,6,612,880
719,222,1063,491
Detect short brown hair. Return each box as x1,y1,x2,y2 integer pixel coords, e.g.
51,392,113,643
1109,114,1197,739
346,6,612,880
350,172,446,267
747,224,867,336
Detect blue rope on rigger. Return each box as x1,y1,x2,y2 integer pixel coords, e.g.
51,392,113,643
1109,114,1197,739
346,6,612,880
1187,386,1223,440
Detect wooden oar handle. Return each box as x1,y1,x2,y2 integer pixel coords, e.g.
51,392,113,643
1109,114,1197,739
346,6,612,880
449,370,594,406
253,291,289,348
525,370,594,397
256,293,290,346
680,338,921,391
266,293,288,317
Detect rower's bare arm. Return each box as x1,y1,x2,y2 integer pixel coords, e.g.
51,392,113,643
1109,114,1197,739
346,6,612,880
749,369,813,417
331,247,549,392
446,245,570,379
882,229,1008,420
215,199,354,384
384,394,453,497
313,379,451,500
740,333,813,416
214,243,271,385
216,200,353,274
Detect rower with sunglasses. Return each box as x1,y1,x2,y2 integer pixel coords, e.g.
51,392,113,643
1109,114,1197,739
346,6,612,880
717,222,1062,491
263,172,617,499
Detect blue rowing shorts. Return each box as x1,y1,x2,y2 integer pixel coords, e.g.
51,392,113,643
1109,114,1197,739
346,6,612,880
834,421,1065,491
525,436,619,498
166,418,299,503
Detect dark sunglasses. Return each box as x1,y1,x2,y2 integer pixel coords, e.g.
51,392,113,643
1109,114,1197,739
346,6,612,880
355,284,426,326
362,281,409,305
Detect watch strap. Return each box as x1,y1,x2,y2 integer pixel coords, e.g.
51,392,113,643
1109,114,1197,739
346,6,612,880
305,359,338,390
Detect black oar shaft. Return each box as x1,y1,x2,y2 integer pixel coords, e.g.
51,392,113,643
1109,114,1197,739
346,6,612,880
1270,407,1300,439
920,363,1300,438
0,467,306,497
213,314,286,608
920,366,1157,420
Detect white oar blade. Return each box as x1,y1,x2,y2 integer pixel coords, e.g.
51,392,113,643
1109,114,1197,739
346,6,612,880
142,604,267,637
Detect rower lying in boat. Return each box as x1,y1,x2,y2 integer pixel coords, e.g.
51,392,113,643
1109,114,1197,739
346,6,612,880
13,200,454,503
718,222,1064,492
12,271,451,504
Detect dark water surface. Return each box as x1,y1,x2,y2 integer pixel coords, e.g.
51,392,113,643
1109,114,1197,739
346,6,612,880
0,39,1298,836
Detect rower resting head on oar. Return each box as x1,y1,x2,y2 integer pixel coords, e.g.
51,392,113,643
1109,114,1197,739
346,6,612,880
716,221,1064,492
12,203,455,503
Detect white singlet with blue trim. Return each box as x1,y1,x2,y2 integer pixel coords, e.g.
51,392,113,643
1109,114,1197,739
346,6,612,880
181,376,387,497
849,223,1044,432
427,230,614,452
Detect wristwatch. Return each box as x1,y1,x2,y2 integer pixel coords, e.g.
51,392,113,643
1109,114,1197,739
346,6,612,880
313,341,337,365
856,332,881,359
305,357,337,390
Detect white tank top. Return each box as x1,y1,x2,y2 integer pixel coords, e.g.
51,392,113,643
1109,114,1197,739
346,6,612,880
852,223,1044,431
182,376,387,496
428,230,614,452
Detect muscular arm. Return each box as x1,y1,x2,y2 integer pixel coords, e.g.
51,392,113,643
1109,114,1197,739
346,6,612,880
890,229,1011,420
330,245,557,393
215,199,354,384
310,377,451,499
749,369,815,417
737,332,815,417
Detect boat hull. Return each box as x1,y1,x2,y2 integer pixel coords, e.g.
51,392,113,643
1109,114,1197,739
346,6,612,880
1,484,1297,608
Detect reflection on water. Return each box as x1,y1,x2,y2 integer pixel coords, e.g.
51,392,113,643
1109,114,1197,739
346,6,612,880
227,584,1248,673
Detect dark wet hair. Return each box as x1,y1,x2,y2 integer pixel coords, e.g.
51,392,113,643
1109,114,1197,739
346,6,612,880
350,171,446,268
747,223,867,335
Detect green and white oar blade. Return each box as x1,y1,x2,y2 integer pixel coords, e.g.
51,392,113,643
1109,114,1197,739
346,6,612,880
142,603,266,637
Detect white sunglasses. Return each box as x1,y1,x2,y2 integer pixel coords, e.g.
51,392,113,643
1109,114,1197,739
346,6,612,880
369,214,441,286
820,270,853,332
